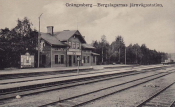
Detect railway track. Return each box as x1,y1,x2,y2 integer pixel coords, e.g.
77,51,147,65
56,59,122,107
0,65,165,80
0,65,136,80
1,66,171,102
0,65,165,85
0,68,157,101
0,68,94,80
1,66,166,95
0,68,134,85
136,80,175,107
37,69,175,107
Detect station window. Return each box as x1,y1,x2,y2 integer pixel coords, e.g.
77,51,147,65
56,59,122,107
93,56,95,63
61,55,64,64
69,42,72,47
55,55,58,64
70,42,73,48
73,56,76,63
73,42,76,49
76,43,80,49
26,56,29,63
83,56,86,63
87,56,90,63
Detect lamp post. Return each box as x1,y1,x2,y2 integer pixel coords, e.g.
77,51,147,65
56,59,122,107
38,13,43,68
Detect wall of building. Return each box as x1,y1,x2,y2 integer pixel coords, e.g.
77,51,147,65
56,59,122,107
41,41,51,51
41,32,97,68
66,55,82,67
51,47,67,67
66,34,82,67
91,55,97,66
82,50,92,66
69,35,81,43
40,41,51,67
41,51,51,67
68,35,82,50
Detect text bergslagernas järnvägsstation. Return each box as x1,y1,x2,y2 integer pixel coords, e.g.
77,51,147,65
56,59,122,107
65,3,163,8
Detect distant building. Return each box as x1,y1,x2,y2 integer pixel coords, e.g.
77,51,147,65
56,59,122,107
40,26,99,67
168,53,175,62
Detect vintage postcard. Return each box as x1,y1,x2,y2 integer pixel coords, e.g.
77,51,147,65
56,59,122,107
0,0,175,107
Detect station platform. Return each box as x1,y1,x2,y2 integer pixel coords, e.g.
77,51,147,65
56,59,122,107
0,64,133,76
0,64,167,91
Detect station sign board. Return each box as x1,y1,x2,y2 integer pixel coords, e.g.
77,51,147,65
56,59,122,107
67,51,81,55
21,52,34,68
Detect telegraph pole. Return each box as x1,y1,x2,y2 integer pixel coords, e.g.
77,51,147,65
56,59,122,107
118,37,121,63
102,47,103,64
125,48,126,64
77,15,79,30
38,13,43,68
136,49,138,64
119,48,120,63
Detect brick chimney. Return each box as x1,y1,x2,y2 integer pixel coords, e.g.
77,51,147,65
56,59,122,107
47,26,54,35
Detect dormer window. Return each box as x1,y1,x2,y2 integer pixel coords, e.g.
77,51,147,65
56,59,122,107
76,43,80,49
73,42,76,49
68,42,71,47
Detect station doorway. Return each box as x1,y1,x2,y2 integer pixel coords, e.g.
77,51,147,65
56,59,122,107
41,55,46,66
68,55,72,66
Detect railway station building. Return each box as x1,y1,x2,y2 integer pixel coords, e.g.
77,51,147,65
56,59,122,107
40,26,99,67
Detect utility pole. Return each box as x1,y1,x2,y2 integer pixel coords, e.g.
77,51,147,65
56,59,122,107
119,48,120,63
77,15,78,30
102,47,103,64
118,37,121,64
38,13,43,68
106,49,107,64
125,48,126,64
136,49,138,64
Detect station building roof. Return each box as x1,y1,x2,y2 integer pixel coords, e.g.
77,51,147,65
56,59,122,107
40,29,93,49
41,32,67,46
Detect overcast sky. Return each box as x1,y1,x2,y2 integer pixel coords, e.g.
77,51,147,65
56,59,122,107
0,0,175,53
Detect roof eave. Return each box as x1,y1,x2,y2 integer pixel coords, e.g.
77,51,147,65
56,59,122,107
41,37,67,47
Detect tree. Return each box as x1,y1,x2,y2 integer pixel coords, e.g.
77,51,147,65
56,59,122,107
100,35,109,64
126,44,135,64
109,36,125,64
0,17,38,68
91,35,110,64
132,44,142,64
0,27,10,41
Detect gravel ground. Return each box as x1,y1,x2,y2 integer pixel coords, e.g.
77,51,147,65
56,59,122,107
83,71,175,107
0,70,160,107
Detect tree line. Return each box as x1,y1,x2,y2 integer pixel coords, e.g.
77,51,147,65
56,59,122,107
92,35,168,65
0,17,38,69
0,17,168,69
